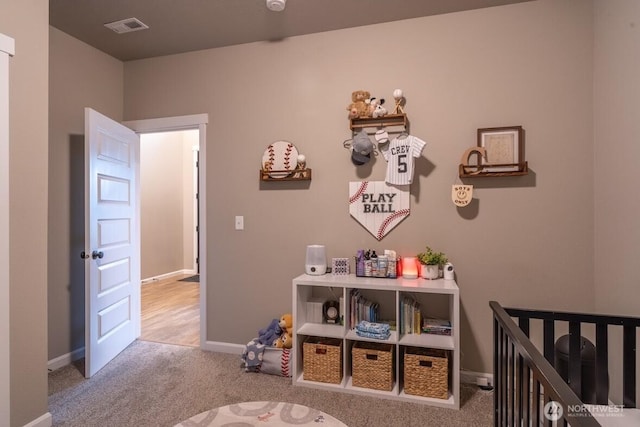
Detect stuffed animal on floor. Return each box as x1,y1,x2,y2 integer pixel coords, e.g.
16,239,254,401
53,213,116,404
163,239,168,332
278,313,293,335
257,318,282,346
275,329,293,349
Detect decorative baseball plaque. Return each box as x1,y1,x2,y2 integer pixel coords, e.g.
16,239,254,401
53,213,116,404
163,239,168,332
261,140,298,179
349,181,410,240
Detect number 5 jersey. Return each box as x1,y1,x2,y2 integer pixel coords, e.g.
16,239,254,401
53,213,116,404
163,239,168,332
381,134,427,185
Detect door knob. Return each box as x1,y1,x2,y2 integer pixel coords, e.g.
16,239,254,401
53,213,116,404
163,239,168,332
91,250,104,260
80,251,90,259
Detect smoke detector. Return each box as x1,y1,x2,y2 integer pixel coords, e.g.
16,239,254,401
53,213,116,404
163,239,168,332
104,18,149,34
266,0,286,12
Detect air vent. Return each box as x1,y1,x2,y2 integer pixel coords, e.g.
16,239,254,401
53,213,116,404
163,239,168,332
104,18,149,34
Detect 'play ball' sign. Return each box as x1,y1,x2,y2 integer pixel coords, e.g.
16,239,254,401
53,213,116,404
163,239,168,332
349,181,410,240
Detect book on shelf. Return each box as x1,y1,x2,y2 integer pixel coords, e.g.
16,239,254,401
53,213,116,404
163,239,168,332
422,318,452,336
400,297,421,334
349,289,380,328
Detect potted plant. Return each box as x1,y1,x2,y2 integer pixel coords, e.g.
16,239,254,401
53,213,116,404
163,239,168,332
417,246,448,279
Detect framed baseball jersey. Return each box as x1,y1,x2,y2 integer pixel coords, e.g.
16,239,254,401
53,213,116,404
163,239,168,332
382,134,426,185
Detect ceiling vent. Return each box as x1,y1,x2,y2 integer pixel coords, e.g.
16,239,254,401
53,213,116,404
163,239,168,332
104,18,149,34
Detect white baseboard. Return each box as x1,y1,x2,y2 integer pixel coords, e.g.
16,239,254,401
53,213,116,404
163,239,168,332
202,340,244,354
23,412,52,427
460,369,494,387
141,269,196,285
48,347,85,372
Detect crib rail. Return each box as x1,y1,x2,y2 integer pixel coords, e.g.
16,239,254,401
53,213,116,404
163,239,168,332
502,305,639,410
491,301,600,426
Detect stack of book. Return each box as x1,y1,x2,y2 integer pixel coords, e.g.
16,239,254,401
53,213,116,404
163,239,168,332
400,297,421,335
349,289,380,328
422,318,452,336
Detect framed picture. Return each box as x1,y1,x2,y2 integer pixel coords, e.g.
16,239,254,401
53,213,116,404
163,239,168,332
477,126,523,172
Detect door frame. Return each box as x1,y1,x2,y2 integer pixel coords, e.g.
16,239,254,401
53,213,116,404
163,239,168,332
124,114,208,347
0,32,15,426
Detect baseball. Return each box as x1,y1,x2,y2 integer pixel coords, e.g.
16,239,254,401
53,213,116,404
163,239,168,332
297,154,305,163
393,89,403,100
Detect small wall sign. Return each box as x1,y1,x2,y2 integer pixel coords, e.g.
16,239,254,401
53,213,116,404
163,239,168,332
452,184,473,207
349,181,410,240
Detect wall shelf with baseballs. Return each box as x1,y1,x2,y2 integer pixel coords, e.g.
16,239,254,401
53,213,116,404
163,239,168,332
458,162,528,178
259,168,312,182
350,113,408,132
260,140,310,181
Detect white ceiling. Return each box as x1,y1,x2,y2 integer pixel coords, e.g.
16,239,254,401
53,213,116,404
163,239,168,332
49,0,532,61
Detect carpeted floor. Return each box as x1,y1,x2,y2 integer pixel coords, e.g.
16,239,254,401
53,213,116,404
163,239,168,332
48,340,493,427
178,274,199,282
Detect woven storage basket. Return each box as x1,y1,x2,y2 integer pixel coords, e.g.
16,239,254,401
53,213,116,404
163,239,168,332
303,337,343,384
404,347,449,399
352,341,394,391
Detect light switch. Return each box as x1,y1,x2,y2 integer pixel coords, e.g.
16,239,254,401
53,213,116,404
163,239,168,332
235,216,244,230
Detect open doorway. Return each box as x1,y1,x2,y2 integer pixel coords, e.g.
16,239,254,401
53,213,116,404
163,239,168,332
138,129,200,347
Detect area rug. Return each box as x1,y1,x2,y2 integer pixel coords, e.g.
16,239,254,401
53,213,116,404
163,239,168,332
179,274,200,282
175,401,347,426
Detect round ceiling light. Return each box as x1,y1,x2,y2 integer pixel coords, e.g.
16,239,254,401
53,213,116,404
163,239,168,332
266,0,286,12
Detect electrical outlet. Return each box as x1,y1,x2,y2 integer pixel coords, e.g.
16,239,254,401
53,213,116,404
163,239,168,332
235,216,244,230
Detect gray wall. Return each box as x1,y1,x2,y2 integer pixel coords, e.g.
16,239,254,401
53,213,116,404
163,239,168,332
140,131,196,280
1,0,49,425
42,2,640,414
593,0,640,403
123,0,594,374
48,26,123,361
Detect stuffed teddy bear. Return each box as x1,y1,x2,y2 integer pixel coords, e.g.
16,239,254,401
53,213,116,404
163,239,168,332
257,318,282,346
346,90,371,119
273,313,293,349
275,329,293,349
278,313,293,335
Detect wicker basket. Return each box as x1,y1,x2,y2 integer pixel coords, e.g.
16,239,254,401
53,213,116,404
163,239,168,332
352,341,394,391
404,347,449,399
303,337,343,384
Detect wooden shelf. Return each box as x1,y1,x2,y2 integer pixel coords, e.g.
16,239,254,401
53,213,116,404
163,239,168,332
459,162,528,178
350,114,408,131
260,168,311,182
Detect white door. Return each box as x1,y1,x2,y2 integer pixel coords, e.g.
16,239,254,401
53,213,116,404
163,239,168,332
84,108,140,378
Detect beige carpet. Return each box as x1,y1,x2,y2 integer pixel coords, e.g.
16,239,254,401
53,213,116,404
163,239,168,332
48,340,493,427
175,401,347,426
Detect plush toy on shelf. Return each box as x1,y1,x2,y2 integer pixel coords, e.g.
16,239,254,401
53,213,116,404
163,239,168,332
346,90,371,119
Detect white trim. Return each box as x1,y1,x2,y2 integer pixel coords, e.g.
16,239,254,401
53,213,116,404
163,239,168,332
48,348,85,372
125,114,209,349
202,340,245,354
140,269,196,285
460,369,494,387
0,33,15,56
0,32,13,427
23,412,52,427
123,114,208,133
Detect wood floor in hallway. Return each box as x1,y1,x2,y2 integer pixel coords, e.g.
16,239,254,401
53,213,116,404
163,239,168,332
140,274,200,347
